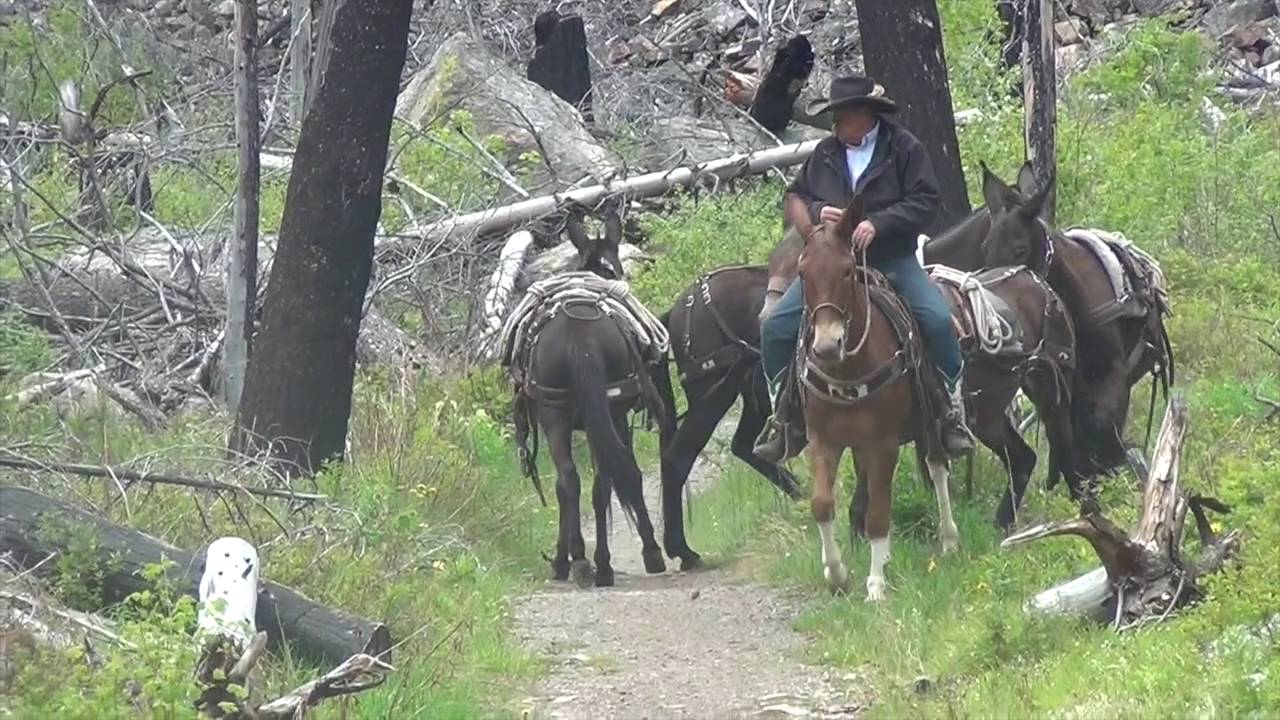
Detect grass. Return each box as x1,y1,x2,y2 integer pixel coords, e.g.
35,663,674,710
3,1,1279,717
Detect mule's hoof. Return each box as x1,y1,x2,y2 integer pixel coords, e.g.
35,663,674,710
570,560,594,589
594,566,616,588
642,548,667,575
824,565,850,595
551,559,571,582
680,552,704,572
866,576,887,602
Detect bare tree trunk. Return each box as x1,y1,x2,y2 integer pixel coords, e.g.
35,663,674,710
227,0,261,413
290,0,312,125
854,0,971,233
233,0,415,473
1022,0,1057,223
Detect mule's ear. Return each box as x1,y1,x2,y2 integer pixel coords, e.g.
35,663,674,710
564,213,592,256
1015,161,1038,196
1020,172,1056,223
603,207,623,251
834,194,864,242
981,161,1018,214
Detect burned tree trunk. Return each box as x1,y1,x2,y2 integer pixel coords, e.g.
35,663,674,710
749,35,816,134
1022,0,1057,224
0,486,391,664
526,10,593,123
854,0,971,233
233,0,414,473
226,0,261,413
1002,397,1241,627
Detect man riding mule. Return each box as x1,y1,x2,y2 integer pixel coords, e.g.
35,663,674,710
755,76,974,463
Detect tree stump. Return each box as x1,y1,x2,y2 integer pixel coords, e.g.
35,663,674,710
1002,396,1242,628
526,10,594,123
748,35,815,134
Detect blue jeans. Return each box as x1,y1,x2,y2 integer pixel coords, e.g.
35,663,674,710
761,254,962,387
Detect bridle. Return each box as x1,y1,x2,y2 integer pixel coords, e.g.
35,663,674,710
803,226,874,362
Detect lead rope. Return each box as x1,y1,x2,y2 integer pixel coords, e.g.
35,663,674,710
843,247,875,358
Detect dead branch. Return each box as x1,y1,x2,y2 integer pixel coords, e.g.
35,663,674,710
0,455,325,502
1002,395,1241,626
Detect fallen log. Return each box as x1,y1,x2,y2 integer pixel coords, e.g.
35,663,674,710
383,138,822,252
1002,396,1241,627
0,486,391,665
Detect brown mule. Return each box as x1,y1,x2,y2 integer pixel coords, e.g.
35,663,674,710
794,195,957,599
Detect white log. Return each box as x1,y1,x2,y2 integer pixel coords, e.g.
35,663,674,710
482,231,535,332
380,139,823,252
197,537,260,647
1026,566,1109,615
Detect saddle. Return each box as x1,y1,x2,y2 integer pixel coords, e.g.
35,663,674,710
673,265,762,385
1063,228,1170,325
928,265,1027,359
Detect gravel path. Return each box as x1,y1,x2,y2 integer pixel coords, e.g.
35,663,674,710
513,428,865,719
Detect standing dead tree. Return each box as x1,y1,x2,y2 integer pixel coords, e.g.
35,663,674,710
1022,0,1057,223
1002,396,1241,628
226,0,261,413
854,0,971,233
526,10,594,123
234,0,416,473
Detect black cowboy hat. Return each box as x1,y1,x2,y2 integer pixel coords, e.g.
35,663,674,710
805,75,898,117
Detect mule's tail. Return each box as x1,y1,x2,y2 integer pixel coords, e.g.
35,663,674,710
568,334,647,525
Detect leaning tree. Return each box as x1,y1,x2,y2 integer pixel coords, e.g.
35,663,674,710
854,0,971,232
233,0,416,472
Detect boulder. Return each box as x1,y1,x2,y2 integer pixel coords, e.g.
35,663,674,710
396,32,620,187
1202,0,1276,39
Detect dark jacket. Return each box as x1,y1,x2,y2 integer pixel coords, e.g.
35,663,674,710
785,119,940,262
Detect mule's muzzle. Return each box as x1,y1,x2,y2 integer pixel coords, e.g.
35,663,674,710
811,334,844,364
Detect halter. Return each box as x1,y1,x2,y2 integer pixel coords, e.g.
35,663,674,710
804,244,874,361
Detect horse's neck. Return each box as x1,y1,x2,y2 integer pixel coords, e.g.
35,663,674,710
1046,234,1113,332
923,208,991,271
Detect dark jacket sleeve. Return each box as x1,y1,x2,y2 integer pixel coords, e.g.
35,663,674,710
867,136,940,240
785,154,823,224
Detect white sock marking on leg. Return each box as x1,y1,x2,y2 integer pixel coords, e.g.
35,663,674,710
928,458,960,553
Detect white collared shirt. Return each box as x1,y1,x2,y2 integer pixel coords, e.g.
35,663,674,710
844,121,879,189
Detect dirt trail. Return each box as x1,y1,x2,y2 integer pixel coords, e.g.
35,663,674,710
513,430,864,719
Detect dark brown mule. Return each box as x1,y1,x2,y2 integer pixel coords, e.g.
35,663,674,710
655,265,803,569
796,194,955,599
976,164,1174,482
510,212,669,587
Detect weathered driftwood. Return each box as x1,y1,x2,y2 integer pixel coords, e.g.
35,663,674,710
385,138,822,251
1002,397,1241,627
0,486,390,664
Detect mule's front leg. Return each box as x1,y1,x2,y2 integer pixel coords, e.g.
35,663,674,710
860,444,899,602
809,438,849,594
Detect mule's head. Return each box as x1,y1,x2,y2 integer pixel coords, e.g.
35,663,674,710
565,208,624,280
799,194,865,364
980,161,1055,272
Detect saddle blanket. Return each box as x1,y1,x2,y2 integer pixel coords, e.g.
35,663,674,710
499,272,670,370
1064,228,1170,319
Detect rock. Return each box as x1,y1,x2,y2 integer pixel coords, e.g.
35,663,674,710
704,0,750,36
1265,42,1280,64
651,0,681,19
1057,42,1089,75
396,33,619,187
640,115,824,169
1202,0,1275,39
214,0,234,18
1131,0,1195,16
1055,19,1085,45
